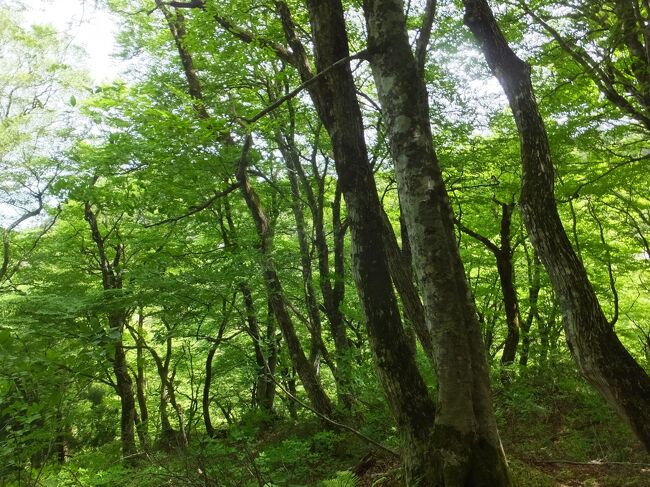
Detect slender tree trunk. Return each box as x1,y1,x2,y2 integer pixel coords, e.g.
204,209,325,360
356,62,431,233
496,204,520,366
277,131,356,409
110,314,137,458
84,202,137,460
286,130,355,408
203,345,217,437
134,314,149,449
363,1,512,484
457,203,521,366
236,137,333,417
520,250,541,366
241,283,277,413
276,132,325,370
463,0,650,451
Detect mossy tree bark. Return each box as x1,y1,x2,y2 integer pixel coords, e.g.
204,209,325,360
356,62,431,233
362,1,512,484
276,0,440,481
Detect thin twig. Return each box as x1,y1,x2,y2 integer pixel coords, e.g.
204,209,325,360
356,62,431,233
244,50,368,125
265,364,400,458
144,183,241,228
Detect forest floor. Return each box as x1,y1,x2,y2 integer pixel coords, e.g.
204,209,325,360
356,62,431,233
9,363,650,486
350,364,650,487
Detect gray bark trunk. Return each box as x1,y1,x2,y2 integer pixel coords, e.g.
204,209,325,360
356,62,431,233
363,1,512,484
298,1,439,483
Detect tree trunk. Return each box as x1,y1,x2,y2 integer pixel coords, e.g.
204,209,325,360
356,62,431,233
84,201,137,460
134,313,149,449
236,137,333,418
495,203,520,366
110,315,137,459
241,283,277,413
363,1,512,484
380,209,435,364
298,1,439,483
463,0,650,451
520,250,541,366
276,132,326,371
203,345,217,437
457,203,521,366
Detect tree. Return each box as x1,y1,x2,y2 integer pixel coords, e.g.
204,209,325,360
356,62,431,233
463,0,650,451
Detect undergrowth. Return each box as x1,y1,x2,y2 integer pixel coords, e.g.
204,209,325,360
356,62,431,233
4,362,648,487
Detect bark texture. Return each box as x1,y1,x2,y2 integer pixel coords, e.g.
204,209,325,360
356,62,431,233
363,1,512,484
295,1,439,481
463,0,650,451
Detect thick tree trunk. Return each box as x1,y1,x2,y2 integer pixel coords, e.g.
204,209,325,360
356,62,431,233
463,0,650,451
363,1,512,484
380,209,435,364
300,1,439,483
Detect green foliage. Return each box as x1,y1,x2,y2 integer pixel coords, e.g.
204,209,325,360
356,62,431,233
321,470,359,487
0,1,648,486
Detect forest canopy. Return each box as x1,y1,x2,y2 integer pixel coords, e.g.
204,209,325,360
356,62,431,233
1,1,649,486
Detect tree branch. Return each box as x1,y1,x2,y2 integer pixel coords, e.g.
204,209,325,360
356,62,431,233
144,183,241,227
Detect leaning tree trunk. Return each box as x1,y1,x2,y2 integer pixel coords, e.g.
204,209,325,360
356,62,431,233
236,136,333,418
363,1,512,485
463,0,650,451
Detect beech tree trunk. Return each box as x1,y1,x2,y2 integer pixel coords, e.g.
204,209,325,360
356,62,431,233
363,1,512,485
380,209,435,364
463,0,650,451
276,0,441,481
236,136,333,418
